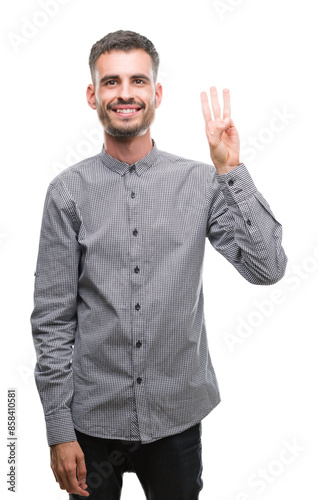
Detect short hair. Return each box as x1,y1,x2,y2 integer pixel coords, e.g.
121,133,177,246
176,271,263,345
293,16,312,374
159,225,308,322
89,30,160,85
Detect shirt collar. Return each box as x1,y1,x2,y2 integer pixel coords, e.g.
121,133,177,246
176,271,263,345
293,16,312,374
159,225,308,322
99,139,160,177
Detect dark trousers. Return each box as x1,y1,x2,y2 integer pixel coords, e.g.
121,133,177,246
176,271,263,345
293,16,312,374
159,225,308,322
69,422,203,500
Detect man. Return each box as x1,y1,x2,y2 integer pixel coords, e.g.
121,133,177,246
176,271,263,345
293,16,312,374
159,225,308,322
30,30,287,499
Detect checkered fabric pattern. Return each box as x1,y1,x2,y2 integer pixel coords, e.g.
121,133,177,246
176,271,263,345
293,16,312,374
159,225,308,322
30,141,287,446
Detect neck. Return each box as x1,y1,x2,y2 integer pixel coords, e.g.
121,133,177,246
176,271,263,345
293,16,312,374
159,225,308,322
103,130,153,165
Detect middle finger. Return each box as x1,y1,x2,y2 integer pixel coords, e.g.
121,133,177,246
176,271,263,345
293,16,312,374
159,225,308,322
209,86,221,120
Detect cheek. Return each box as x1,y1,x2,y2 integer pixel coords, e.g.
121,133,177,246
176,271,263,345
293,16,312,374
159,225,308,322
147,92,157,108
98,89,116,105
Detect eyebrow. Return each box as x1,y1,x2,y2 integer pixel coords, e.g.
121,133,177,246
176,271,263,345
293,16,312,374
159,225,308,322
99,74,151,85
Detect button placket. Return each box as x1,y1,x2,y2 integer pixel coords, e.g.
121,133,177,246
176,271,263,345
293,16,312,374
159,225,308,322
125,165,145,414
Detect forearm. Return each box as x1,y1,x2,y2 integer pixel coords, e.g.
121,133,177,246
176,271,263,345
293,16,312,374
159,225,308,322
207,163,287,284
32,302,78,445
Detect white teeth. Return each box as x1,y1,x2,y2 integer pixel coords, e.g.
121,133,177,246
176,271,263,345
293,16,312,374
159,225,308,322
115,109,139,113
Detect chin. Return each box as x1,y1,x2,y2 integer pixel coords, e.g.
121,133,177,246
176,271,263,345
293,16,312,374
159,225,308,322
105,120,152,138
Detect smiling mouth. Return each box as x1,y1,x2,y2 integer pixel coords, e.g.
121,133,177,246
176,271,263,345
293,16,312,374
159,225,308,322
111,106,142,117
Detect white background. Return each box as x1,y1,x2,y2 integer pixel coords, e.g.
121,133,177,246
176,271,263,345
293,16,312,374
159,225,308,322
1,0,317,498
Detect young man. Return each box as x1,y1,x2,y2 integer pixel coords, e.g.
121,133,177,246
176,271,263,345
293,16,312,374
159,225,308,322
30,30,287,499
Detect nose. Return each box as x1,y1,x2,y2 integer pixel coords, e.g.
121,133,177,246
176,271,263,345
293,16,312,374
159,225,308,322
117,80,134,101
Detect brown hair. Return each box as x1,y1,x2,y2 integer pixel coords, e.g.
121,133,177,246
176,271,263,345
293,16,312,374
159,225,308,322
89,30,160,85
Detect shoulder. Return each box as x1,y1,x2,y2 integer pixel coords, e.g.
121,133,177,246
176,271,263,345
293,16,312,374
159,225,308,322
157,149,215,175
48,152,102,189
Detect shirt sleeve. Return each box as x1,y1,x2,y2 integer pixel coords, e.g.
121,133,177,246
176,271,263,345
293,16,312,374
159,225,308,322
206,163,287,284
30,180,81,446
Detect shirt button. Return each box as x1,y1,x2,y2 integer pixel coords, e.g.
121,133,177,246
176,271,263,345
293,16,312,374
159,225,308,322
134,266,140,274
135,303,141,311
136,341,142,348
131,192,136,198
137,377,142,384
246,219,252,225
129,165,136,173
228,179,234,186
133,229,138,236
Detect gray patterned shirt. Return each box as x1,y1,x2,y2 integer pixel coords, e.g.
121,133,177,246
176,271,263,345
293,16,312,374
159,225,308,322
30,141,287,446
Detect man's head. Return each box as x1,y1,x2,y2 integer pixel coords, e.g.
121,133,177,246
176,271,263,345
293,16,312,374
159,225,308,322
86,30,162,140
89,30,160,86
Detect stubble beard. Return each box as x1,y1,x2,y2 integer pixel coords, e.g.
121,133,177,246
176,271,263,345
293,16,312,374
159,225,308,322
96,100,155,139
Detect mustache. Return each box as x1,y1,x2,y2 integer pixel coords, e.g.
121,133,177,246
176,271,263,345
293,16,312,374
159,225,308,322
107,98,145,110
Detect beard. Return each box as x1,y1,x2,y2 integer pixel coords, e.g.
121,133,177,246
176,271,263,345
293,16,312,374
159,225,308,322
96,98,155,139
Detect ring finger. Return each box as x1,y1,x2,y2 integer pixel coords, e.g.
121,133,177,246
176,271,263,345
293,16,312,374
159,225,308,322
222,88,231,119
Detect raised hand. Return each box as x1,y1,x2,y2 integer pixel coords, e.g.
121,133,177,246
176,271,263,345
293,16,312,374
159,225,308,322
200,86,240,174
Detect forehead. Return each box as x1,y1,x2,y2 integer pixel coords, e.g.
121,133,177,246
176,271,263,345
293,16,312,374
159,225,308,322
94,49,154,81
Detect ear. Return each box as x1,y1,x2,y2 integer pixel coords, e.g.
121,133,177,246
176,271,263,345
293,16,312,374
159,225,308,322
155,82,163,109
86,83,97,110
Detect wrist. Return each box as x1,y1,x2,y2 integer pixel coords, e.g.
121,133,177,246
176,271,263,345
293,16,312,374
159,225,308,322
215,163,241,175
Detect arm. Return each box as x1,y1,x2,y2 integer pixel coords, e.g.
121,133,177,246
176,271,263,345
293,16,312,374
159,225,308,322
201,86,287,283
30,180,88,496
206,163,287,284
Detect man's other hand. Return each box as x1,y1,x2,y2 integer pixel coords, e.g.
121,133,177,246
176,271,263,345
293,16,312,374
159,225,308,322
50,440,90,496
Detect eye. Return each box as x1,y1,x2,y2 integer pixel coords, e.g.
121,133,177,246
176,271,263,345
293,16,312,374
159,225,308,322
134,79,144,85
105,80,116,86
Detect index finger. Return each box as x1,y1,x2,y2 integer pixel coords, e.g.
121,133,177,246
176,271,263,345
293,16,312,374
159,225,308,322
200,91,212,125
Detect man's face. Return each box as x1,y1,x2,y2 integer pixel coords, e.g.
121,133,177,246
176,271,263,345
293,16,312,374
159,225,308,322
88,49,162,139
